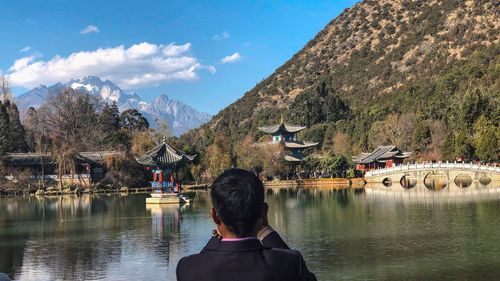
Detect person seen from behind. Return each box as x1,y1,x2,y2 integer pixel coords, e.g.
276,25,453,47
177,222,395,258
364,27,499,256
176,168,317,281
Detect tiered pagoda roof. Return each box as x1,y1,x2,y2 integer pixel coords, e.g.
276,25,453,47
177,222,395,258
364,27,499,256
284,155,304,162
258,123,306,134
258,118,319,164
353,146,411,164
135,141,196,166
283,141,319,149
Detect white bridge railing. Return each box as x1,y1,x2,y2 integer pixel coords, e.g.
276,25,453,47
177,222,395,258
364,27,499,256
365,162,500,177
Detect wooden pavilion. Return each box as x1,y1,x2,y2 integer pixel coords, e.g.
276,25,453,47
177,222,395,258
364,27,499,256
135,140,195,195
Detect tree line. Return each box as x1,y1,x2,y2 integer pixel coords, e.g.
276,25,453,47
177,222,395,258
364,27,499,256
180,44,499,181
0,77,167,190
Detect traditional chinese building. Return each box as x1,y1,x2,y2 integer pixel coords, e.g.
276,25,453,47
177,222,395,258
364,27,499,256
353,146,411,172
0,151,123,186
258,118,319,164
135,140,195,194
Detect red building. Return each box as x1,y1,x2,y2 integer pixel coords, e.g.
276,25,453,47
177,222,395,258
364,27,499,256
353,146,411,172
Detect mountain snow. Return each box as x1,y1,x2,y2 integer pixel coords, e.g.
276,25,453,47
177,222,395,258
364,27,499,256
15,76,211,136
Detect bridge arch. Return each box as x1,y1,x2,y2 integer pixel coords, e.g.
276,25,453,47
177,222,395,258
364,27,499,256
423,171,447,190
454,174,473,188
382,177,392,187
364,162,500,188
400,174,417,189
479,176,492,185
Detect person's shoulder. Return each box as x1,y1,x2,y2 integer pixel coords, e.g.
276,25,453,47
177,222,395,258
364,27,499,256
177,252,206,268
266,247,301,256
176,252,208,279
263,247,304,263
264,248,317,281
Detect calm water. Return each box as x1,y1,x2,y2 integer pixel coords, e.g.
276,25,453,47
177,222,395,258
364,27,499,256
2,184,500,281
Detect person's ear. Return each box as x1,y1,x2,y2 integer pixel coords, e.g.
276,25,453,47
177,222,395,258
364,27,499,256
211,207,221,225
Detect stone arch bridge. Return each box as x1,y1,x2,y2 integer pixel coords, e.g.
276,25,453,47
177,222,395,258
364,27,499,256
365,162,500,190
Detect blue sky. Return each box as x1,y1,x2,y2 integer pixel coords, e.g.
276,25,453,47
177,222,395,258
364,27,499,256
0,0,358,115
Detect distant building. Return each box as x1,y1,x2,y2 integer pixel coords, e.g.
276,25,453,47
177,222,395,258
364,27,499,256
353,146,411,171
0,151,123,186
258,118,319,164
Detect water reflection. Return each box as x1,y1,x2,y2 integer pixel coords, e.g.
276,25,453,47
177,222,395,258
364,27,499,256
0,194,191,280
364,182,500,204
1,185,500,281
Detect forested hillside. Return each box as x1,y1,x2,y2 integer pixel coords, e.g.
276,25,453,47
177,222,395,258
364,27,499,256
181,0,499,178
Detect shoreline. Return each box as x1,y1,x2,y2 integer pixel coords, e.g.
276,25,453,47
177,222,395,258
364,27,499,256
0,181,363,197
264,178,365,189
0,184,209,197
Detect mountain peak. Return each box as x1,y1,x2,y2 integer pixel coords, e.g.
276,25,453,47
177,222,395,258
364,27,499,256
156,94,170,101
16,76,211,136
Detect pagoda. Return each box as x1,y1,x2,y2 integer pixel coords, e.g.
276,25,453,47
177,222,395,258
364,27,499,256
258,117,319,164
135,139,195,204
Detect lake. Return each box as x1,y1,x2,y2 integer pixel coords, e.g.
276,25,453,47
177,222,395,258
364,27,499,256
2,184,500,280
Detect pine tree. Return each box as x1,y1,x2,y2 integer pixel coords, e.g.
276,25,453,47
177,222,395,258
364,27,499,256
119,109,149,133
455,131,474,161
23,107,38,152
412,121,432,153
100,101,121,132
5,101,28,152
474,115,498,162
442,132,456,161
0,103,10,155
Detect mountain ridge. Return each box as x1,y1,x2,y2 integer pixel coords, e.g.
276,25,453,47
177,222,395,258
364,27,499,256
15,76,211,136
182,0,499,161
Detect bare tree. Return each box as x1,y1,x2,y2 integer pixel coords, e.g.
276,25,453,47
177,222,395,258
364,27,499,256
152,118,172,144
0,76,13,102
24,107,52,189
37,88,101,190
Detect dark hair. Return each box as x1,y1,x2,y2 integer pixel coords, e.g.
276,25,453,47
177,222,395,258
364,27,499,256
211,168,265,237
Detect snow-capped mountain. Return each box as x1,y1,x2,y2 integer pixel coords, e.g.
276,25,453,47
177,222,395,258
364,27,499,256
15,76,211,136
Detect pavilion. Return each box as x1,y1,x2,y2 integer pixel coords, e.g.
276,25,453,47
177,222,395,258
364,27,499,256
353,146,411,172
135,140,195,194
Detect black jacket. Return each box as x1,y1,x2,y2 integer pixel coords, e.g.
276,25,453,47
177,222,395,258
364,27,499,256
176,232,317,281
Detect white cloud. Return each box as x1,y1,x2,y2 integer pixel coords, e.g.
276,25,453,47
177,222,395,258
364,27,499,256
162,42,191,56
7,42,215,89
221,52,241,64
80,25,100,34
126,42,159,59
206,65,217,74
19,46,31,53
212,31,230,41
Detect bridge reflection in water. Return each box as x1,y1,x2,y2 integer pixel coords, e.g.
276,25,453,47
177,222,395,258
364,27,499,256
365,181,500,204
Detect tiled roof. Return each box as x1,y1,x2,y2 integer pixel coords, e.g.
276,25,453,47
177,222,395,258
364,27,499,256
135,141,196,166
283,141,319,149
353,146,411,164
259,123,306,134
284,155,304,162
2,151,124,166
